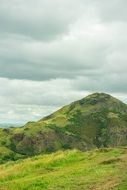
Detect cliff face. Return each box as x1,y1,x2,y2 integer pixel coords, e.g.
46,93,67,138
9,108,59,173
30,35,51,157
1,93,127,163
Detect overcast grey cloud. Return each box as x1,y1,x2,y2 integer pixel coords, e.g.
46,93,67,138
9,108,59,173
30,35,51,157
0,0,87,40
0,0,127,123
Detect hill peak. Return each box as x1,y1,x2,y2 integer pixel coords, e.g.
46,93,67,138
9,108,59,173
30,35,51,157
78,92,110,104
79,92,121,105
85,92,113,99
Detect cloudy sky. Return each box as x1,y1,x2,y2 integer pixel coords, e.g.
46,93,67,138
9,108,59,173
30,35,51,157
0,0,127,124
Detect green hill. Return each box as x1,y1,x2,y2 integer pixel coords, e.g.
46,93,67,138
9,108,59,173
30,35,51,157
0,93,127,163
0,148,127,190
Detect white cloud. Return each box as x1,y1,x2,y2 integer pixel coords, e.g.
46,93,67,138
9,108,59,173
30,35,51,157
0,0,127,122
0,78,89,122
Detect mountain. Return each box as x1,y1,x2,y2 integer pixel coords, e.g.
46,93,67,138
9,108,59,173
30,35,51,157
0,92,127,163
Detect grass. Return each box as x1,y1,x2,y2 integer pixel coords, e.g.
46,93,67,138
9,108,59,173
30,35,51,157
0,148,127,190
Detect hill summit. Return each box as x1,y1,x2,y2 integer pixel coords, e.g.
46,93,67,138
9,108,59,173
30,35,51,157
0,92,127,163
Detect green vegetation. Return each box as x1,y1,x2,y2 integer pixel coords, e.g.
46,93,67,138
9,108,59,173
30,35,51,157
0,92,127,163
0,148,127,190
1,93,127,189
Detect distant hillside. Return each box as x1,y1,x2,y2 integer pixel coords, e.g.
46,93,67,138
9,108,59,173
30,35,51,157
0,122,23,128
0,93,127,163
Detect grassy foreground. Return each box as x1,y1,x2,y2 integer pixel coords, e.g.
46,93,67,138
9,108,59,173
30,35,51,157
0,148,127,190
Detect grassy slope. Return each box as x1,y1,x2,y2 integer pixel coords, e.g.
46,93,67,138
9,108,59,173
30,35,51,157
0,148,127,190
